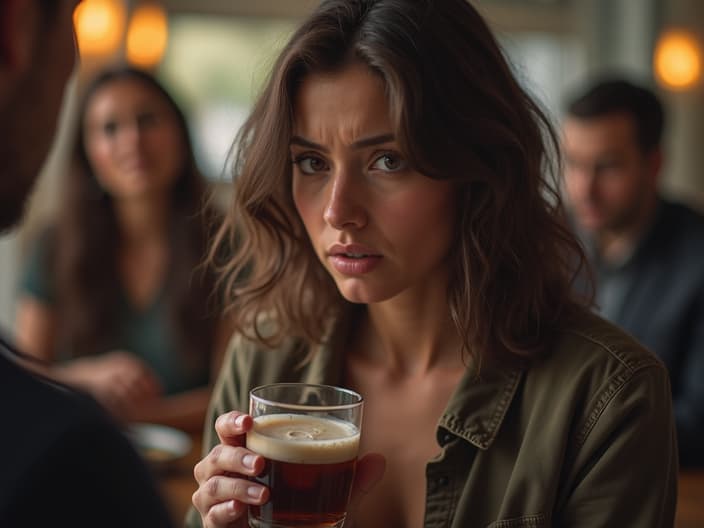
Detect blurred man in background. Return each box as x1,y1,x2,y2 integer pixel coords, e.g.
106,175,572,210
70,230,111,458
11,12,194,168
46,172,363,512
0,0,173,524
563,78,704,467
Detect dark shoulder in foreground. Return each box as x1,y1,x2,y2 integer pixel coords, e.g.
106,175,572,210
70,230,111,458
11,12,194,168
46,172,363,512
0,354,173,527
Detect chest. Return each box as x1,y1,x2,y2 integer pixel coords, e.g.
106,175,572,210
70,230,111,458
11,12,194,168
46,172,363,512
119,243,169,310
347,368,463,528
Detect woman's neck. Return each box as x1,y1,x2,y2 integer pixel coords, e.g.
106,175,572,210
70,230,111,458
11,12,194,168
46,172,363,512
113,194,171,247
357,281,464,377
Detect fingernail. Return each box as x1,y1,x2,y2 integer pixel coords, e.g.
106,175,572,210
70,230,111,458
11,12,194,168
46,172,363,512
228,500,239,516
242,454,256,469
247,486,263,500
235,414,246,427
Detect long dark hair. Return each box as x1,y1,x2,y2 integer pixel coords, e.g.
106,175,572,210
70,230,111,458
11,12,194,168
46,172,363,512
47,66,220,364
211,0,590,362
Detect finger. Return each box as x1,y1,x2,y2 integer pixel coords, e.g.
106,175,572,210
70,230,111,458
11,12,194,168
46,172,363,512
199,498,245,528
215,411,253,444
109,377,142,407
95,378,133,409
348,453,386,513
134,362,164,395
192,475,269,513
124,367,161,397
125,373,161,401
194,445,265,484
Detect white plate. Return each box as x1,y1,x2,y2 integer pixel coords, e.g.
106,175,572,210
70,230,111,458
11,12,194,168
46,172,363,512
127,423,192,466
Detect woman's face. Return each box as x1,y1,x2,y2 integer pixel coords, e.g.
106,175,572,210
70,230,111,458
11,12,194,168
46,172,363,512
291,63,457,305
82,77,185,201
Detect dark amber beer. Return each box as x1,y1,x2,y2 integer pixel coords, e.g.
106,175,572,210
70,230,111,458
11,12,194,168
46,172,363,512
248,414,360,527
247,384,363,528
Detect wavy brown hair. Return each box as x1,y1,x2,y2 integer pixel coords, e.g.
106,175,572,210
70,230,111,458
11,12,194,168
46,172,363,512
211,0,590,362
45,67,220,364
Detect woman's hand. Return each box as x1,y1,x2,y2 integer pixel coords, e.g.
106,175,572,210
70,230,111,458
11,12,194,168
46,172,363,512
192,411,269,528
57,350,162,419
345,453,386,527
192,410,386,528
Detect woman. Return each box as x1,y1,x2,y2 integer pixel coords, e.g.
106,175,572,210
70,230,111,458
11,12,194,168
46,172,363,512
16,67,229,432
189,1,677,526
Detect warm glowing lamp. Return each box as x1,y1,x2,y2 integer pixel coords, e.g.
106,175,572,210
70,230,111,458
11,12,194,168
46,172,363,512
654,30,702,90
126,4,169,68
73,0,126,57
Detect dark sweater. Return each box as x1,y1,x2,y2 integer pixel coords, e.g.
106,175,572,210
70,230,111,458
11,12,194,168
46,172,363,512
0,337,174,527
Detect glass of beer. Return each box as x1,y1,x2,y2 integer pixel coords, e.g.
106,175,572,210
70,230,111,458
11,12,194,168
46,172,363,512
247,383,363,528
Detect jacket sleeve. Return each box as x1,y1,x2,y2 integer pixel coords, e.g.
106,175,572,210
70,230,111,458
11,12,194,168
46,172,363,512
559,364,678,527
184,334,249,528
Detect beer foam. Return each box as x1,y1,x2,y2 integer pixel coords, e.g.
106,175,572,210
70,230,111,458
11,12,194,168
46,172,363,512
247,413,360,464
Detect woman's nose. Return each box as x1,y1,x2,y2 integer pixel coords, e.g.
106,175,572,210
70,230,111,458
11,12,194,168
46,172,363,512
116,119,144,149
322,172,367,230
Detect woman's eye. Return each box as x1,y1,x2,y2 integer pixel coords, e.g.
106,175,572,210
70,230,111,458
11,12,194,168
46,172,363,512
295,155,328,174
370,153,407,172
102,121,118,136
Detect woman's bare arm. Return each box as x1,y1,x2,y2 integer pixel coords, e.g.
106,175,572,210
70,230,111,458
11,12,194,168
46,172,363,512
15,295,59,361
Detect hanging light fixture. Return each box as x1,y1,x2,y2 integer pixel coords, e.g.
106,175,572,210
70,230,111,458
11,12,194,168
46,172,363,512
73,0,126,57
126,3,169,69
654,30,702,90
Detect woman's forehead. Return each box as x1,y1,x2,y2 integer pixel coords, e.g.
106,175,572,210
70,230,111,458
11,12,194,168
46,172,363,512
292,64,393,141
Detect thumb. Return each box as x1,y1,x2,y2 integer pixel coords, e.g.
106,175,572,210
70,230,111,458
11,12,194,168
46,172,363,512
348,453,386,520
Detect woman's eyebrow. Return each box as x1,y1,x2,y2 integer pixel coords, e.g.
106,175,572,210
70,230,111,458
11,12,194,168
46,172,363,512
290,133,395,151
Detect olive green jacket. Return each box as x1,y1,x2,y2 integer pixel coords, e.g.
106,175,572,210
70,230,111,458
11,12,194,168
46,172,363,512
186,310,677,527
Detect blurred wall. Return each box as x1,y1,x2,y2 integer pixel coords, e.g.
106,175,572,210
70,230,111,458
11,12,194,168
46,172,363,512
659,0,704,208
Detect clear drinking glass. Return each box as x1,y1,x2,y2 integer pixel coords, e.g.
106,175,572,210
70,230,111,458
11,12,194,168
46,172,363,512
247,383,363,528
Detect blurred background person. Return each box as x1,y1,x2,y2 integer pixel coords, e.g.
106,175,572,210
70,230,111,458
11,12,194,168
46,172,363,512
1,1,174,525
14,66,230,432
562,78,704,467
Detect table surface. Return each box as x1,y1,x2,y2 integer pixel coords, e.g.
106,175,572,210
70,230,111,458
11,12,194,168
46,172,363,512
157,433,704,527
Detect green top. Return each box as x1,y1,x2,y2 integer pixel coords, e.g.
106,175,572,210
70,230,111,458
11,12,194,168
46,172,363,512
186,308,677,527
18,236,209,395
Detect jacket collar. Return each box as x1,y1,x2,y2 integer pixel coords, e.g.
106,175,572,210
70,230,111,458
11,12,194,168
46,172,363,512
310,310,526,451
439,359,525,449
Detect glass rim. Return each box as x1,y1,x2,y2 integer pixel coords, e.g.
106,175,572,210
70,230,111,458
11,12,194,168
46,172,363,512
249,383,363,412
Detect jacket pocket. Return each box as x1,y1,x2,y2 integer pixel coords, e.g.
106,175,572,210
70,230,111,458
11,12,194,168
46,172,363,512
485,513,546,528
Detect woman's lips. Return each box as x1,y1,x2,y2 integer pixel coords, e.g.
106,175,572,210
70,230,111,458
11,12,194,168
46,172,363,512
328,254,383,275
327,244,383,276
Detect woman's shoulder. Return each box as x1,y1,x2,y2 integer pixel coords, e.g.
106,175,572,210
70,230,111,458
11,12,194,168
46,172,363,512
519,308,674,463
211,320,315,409
554,308,665,373
525,308,671,434
223,322,310,375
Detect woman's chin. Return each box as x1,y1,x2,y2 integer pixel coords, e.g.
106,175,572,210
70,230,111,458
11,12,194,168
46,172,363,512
336,283,394,305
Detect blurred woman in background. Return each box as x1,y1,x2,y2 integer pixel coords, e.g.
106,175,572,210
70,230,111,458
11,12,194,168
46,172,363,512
15,67,229,432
